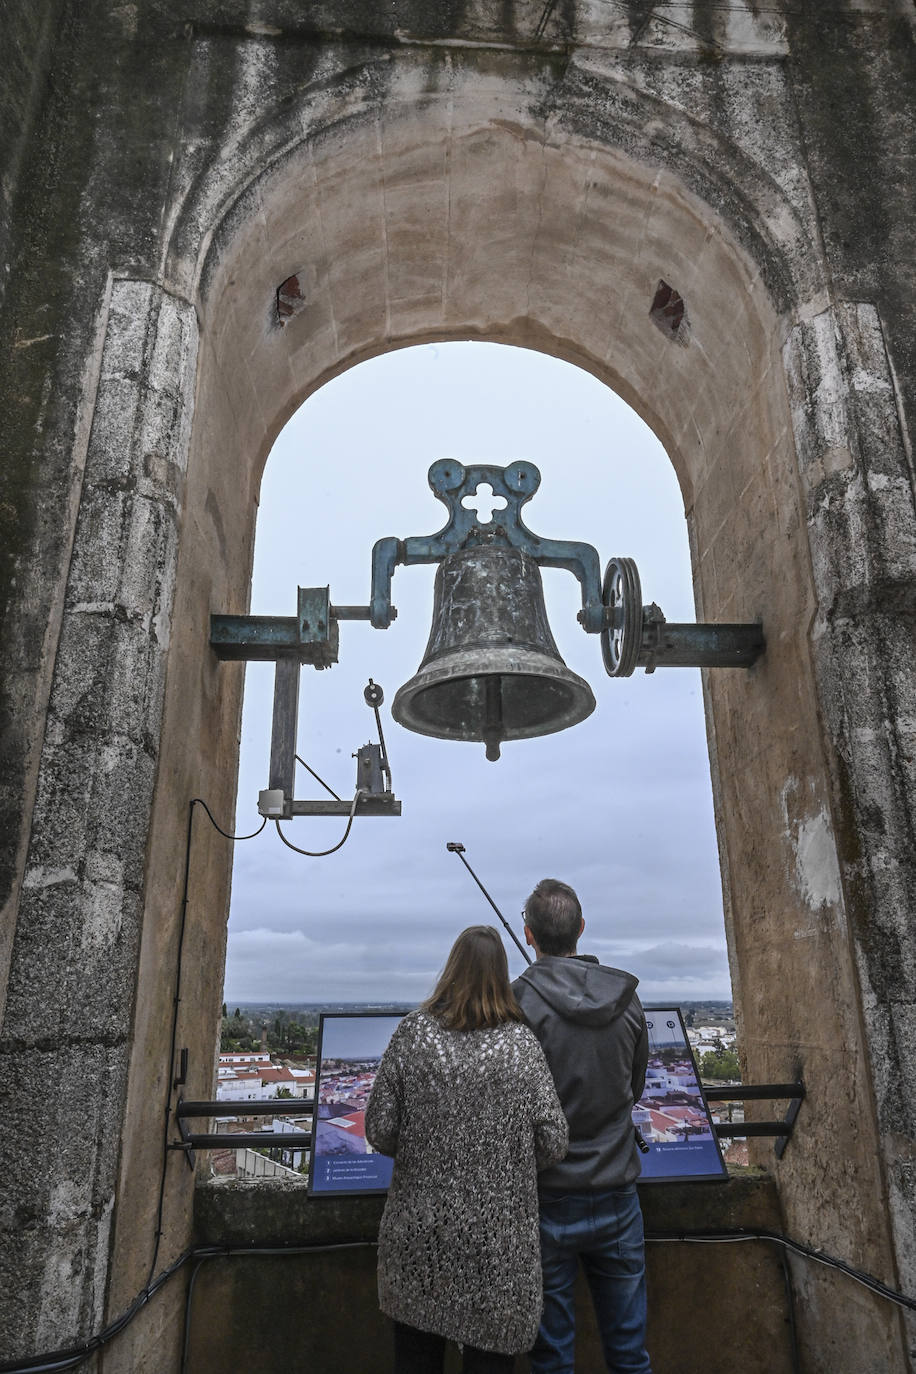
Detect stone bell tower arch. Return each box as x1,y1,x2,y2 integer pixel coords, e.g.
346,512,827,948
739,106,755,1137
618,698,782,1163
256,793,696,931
2,7,914,1372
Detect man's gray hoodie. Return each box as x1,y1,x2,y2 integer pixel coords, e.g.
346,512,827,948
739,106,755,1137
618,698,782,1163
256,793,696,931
513,955,648,1192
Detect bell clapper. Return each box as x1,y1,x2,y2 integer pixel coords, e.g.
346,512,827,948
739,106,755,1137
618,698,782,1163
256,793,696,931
483,676,504,762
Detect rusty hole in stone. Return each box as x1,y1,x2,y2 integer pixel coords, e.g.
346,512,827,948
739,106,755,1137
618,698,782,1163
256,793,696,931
650,280,690,346
276,274,306,326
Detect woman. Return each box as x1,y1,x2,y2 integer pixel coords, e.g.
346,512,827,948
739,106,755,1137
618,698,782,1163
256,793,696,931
365,925,569,1374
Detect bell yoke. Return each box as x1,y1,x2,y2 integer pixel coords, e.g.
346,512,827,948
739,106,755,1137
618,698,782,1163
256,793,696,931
210,460,764,767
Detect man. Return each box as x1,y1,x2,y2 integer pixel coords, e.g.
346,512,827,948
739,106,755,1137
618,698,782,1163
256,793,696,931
513,877,652,1374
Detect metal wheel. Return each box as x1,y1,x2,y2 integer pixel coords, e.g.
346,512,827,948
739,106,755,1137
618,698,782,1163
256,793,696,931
600,557,643,677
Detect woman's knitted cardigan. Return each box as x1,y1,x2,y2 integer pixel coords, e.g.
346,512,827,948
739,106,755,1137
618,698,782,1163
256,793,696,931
365,1009,569,1354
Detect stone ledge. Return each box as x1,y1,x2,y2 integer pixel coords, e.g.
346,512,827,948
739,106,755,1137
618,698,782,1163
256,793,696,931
193,1166,782,1248
189,1169,792,1374
194,1173,385,1247
642,1165,783,1231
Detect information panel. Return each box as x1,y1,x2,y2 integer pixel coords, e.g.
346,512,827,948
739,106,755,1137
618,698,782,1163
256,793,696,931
308,1012,404,1197
307,1006,726,1196
633,1007,727,1182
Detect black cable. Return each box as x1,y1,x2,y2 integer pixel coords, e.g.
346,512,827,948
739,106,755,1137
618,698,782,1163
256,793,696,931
593,1,874,13
0,1247,196,1373
149,801,266,1287
644,1228,916,1312
779,1246,802,1374
8,1218,915,1372
179,1241,376,1373
0,1241,375,1374
274,788,365,857
188,797,268,842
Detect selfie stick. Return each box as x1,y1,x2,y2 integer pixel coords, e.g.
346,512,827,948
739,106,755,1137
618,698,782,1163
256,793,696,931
446,842,532,965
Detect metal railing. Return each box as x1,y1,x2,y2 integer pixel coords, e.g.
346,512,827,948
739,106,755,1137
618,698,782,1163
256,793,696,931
171,1098,314,1167
171,1083,806,1167
705,1082,805,1159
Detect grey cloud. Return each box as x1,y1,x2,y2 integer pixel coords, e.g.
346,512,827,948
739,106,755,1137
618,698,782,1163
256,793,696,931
590,939,731,1002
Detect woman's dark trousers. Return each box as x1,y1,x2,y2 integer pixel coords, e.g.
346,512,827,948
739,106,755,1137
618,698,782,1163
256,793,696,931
393,1320,516,1374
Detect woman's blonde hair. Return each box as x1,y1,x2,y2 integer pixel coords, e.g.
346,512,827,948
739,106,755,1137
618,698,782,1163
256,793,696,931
422,925,524,1032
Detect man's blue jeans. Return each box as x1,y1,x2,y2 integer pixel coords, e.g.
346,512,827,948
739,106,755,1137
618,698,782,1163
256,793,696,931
529,1185,652,1373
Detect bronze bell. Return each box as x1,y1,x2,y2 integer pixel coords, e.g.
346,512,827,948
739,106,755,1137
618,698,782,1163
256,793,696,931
392,544,596,761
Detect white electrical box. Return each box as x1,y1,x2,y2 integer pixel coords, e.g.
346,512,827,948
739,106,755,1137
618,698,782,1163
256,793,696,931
258,788,285,818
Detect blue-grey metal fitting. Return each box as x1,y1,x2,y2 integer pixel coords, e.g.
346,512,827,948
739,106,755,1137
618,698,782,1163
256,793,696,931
369,461,764,681
370,460,605,633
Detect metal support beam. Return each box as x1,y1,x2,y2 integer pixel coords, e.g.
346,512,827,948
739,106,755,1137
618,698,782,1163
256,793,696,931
639,622,765,671
703,1082,804,1156
177,1100,313,1117
269,658,300,816
714,1121,792,1137
171,1099,314,1153
704,1084,804,1101
290,796,401,817
209,587,343,665
173,1131,313,1149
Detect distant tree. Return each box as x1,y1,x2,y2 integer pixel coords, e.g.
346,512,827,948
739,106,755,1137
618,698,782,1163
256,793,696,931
276,1087,293,1098
221,1002,227,1019
699,1045,741,1081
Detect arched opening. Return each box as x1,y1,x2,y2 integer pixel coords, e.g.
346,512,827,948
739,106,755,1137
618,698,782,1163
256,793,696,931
101,75,899,1368
224,341,729,1014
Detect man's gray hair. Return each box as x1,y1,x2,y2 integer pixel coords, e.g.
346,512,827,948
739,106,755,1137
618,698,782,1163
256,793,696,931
524,878,582,956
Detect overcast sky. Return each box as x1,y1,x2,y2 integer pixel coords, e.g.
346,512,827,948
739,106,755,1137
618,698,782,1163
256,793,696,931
223,342,732,1007
319,1015,407,1061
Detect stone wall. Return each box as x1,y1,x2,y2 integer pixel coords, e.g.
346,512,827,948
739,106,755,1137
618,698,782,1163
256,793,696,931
187,1174,794,1374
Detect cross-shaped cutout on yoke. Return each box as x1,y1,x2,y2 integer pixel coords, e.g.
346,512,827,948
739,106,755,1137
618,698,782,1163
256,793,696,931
461,483,508,524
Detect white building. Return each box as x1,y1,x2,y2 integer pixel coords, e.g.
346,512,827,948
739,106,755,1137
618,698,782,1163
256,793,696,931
216,1069,263,1102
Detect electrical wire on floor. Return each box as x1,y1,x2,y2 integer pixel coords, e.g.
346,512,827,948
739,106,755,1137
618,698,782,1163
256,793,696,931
644,1228,916,1311
179,1241,377,1373
6,1220,916,1372
779,1247,802,1374
0,1249,197,1373
0,1242,380,1374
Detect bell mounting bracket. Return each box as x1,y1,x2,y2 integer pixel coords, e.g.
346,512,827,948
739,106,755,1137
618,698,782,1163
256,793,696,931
209,585,400,819
370,459,605,631
370,461,764,676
